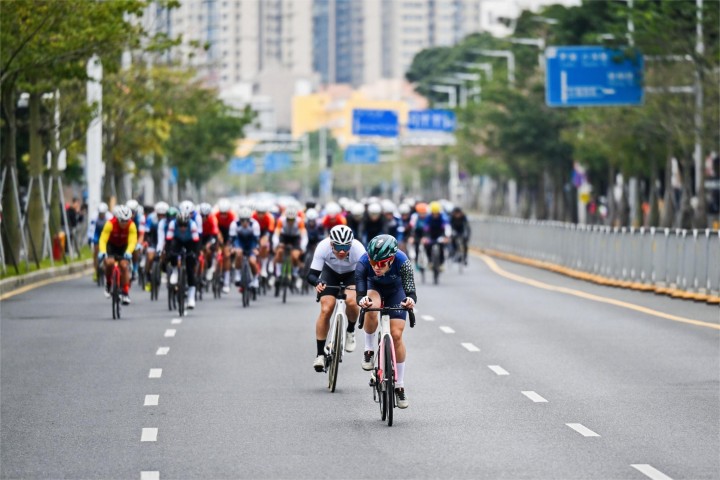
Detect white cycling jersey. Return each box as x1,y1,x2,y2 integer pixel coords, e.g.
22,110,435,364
310,238,366,274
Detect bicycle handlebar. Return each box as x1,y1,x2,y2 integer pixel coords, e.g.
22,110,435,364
315,283,356,302
358,306,415,329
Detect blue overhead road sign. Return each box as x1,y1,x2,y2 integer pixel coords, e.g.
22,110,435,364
352,109,399,137
546,46,643,107
344,144,380,164
228,156,255,175
407,110,456,132
263,152,292,172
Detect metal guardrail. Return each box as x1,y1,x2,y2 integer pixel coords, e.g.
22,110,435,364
470,217,720,297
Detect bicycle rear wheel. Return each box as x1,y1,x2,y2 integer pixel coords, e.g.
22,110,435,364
432,244,441,285
384,335,395,426
112,268,121,320
178,267,186,317
327,316,343,392
241,261,251,307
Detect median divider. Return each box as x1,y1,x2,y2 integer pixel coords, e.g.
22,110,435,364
471,247,720,305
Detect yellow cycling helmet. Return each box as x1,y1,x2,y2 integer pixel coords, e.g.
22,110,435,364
429,201,442,214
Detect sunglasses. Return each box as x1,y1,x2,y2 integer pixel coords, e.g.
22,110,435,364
369,256,394,269
332,243,350,252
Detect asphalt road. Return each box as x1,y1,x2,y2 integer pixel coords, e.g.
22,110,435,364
2,253,718,480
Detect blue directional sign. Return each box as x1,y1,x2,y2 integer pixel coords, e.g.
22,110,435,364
546,46,643,107
263,152,292,172
407,110,457,132
352,109,399,137
344,144,380,164
228,156,255,175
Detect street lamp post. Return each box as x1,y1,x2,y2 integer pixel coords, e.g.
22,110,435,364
472,49,515,86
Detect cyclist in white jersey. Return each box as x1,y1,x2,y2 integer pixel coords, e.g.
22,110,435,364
306,225,366,371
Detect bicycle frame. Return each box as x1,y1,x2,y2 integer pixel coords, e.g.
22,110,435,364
325,295,347,359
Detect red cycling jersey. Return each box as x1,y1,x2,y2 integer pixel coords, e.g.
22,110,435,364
214,211,237,230
252,212,276,235
202,214,220,236
322,214,347,230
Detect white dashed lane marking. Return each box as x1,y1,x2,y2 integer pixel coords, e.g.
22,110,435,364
141,428,158,442
141,471,159,480
164,329,176,337
521,391,548,403
631,464,673,480
439,326,455,334
461,342,480,352
566,423,600,437
148,369,162,379
144,395,159,406
171,318,182,325
421,315,435,321
488,365,509,375
156,347,169,355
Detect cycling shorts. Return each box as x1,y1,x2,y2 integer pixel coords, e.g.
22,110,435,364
318,265,355,298
365,283,407,320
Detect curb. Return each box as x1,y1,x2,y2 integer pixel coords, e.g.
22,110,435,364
472,247,720,306
0,260,94,296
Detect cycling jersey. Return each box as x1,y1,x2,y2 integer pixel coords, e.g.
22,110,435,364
99,217,138,256
166,219,200,244
144,212,165,248
214,211,236,240
273,216,308,250
450,213,470,237
229,218,260,254
202,215,220,237
133,212,147,234
306,222,325,249
424,213,451,240
362,217,385,245
309,238,366,275
321,214,346,231
88,213,111,244
355,250,417,319
252,211,275,236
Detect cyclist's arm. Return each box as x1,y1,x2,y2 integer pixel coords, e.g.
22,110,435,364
98,221,112,255
354,261,370,299
125,222,138,255
190,222,201,254
399,259,418,303
87,217,97,244
299,226,308,251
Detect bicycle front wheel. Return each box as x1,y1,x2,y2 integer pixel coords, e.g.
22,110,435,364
112,268,121,320
178,268,186,317
384,335,395,426
328,316,343,392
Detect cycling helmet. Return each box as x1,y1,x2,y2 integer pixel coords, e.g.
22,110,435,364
167,206,178,220
415,202,428,215
430,201,442,214
199,202,213,216
367,202,382,216
351,203,365,218
218,199,231,213
155,201,169,215
238,206,252,220
325,202,341,216
255,201,269,214
398,203,411,215
367,234,398,261
179,200,194,214
176,211,190,224
305,208,319,221
285,205,298,220
113,205,133,222
329,225,353,246
381,199,396,214
126,199,139,212
98,202,109,214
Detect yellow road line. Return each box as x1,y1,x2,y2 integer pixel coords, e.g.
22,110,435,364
0,269,91,301
476,253,720,331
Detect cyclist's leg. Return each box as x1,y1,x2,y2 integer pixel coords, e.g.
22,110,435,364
119,258,131,295
104,256,115,288
222,243,232,287
316,295,335,352
361,289,381,369
273,244,284,276
234,249,244,285
186,251,197,302
249,252,259,287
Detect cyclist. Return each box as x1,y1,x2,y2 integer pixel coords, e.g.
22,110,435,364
355,234,417,409
306,225,366,371
88,202,111,282
423,201,451,268
408,202,429,264
98,205,137,305
397,203,412,253
272,204,307,295
450,206,470,265
362,202,385,245
346,202,365,241
143,201,168,291
165,203,201,309
252,201,276,287
382,200,403,243
199,202,220,282
229,206,261,290
213,199,235,294
321,202,346,232
126,199,146,281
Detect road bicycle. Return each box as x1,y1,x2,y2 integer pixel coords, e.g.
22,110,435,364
429,240,443,285
451,234,467,274
412,239,428,284
358,304,415,426
167,249,189,316
196,251,206,302
109,257,122,320
315,283,354,393
275,245,295,303
211,248,224,299
238,253,254,308
300,244,317,296
149,258,161,301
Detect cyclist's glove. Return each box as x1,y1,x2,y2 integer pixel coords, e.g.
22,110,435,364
123,252,133,262
358,296,372,308
98,252,107,262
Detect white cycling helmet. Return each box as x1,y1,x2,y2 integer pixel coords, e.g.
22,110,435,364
154,201,169,215
367,202,382,216
329,225,353,246
351,203,365,218
217,199,231,213
238,206,252,220
381,199,396,214
325,202,341,216
285,205,299,220
98,202,109,214
255,201,269,214
126,199,139,212
113,205,133,222
199,202,213,216
179,200,194,214
398,203,411,215
305,208,319,221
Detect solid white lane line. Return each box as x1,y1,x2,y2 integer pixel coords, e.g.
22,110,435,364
156,347,169,356
148,369,162,378
144,395,159,406
631,464,673,480
439,326,455,334
522,391,548,403
164,329,176,337
421,315,435,321
461,342,480,352
488,365,509,375
141,471,159,480
171,318,182,325
141,428,158,442
566,423,600,437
